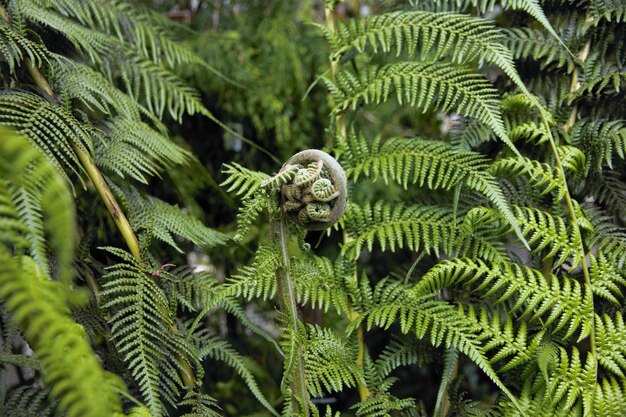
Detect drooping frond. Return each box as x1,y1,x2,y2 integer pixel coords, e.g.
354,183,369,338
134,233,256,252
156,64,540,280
504,28,574,73
100,247,194,416
124,189,228,252
433,0,564,45
95,118,191,184
326,62,516,152
0,91,92,180
341,201,456,259
193,329,279,416
410,258,593,339
326,11,528,92
0,22,50,74
490,157,567,199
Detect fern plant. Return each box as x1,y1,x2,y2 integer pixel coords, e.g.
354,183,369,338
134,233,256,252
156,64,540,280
222,0,626,416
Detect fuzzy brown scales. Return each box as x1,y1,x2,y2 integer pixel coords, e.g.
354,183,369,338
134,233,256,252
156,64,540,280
266,150,347,230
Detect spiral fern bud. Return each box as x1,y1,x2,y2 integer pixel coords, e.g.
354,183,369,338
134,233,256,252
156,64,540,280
277,149,347,230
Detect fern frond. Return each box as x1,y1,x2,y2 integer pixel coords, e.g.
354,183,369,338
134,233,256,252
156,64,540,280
570,118,626,172
234,190,272,240
490,157,566,199
303,325,364,397
101,247,195,415
2,386,56,417
221,163,270,199
327,11,529,92
435,0,564,47
595,312,626,377
125,190,227,252
0,255,124,417
0,128,75,281
590,0,626,23
327,63,516,152
546,347,595,414
194,330,279,416
375,336,434,378
226,246,280,301
96,118,191,184
341,201,456,259
356,287,523,412
589,251,626,304
410,258,593,340
291,256,350,314
594,377,626,417
0,22,50,74
340,135,527,246
18,0,117,64
504,28,574,73
0,91,92,180
178,389,222,417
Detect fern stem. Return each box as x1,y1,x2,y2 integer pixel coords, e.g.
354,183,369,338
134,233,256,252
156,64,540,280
324,2,347,146
540,112,597,373
23,44,196,388
272,213,310,416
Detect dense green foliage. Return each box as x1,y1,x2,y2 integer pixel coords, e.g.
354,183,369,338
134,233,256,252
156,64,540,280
1,0,625,417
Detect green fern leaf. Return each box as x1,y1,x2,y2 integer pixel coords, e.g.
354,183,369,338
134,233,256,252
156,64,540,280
327,62,519,154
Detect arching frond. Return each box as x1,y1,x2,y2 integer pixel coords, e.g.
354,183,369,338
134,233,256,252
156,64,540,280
0,23,50,74
411,258,593,339
96,118,191,184
340,134,526,244
355,285,523,412
326,62,516,152
327,11,528,91
504,28,574,73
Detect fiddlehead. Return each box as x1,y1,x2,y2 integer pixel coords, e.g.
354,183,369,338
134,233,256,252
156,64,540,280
264,149,348,230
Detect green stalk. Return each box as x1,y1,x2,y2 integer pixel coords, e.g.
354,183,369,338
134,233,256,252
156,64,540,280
325,2,371,402
19,33,196,387
272,213,310,416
